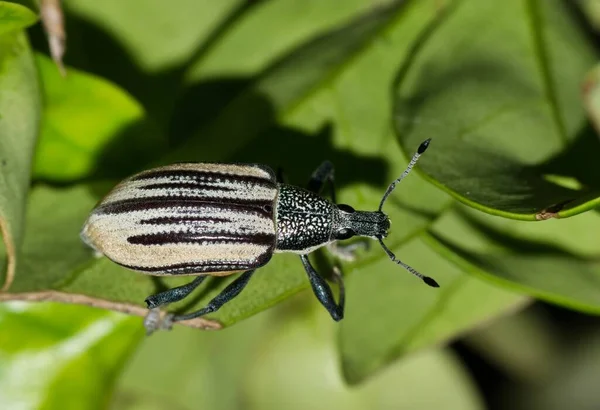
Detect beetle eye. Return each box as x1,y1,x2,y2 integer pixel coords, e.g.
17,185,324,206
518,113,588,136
337,204,355,213
335,228,355,240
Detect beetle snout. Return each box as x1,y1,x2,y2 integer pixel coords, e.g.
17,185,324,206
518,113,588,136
338,210,390,239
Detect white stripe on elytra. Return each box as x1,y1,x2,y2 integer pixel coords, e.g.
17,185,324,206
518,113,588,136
135,163,273,180
105,178,276,204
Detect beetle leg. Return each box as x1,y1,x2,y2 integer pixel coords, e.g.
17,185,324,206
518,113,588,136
167,269,256,323
300,255,345,321
327,240,370,262
307,160,336,203
145,275,207,309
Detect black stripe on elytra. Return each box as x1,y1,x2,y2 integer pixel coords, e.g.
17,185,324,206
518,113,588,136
117,248,274,275
132,169,275,189
139,216,232,225
137,182,236,192
126,231,276,246
96,198,274,217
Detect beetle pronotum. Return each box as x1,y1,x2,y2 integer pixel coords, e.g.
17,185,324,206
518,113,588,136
81,139,437,333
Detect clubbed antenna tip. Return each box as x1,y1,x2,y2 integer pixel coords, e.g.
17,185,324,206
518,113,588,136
418,138,432,154
422,276,439,288
378,238,440,288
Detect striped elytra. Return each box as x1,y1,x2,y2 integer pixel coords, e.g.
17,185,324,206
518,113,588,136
81,163,280,275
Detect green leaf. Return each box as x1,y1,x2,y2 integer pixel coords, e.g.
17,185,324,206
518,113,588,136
115,301,485,409
0,301,142,409
114,311,272,410
5,185,101,293
62,0,377,131
243,307,485,410
166,0,426,162
33,54,166,182
65,0,240,72
394,0,599,220
0,1,37,36
0,29,40,290
427,207,600,313
339,236,525,384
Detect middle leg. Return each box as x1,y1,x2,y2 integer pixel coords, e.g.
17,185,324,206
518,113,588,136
145,275,207,309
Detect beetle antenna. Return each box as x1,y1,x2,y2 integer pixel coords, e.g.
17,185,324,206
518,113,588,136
379,138,431,212
378,238,439,287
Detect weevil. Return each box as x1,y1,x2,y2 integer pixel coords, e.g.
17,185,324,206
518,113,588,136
80,139,437,333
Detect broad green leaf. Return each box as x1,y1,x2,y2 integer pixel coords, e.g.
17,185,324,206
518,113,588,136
65,0,240,72
33,54,165,182
0,301,142,409
166,0,428,162
339,236,524,384
114,310,272,410
0,29,40,291
5,185,102,294
243,305,484,410
394,0,599,220
115,300,485,409
427,207,600,313
62,0,374,130
0,1,37,36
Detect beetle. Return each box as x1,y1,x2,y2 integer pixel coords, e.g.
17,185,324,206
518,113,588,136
80,139,437,333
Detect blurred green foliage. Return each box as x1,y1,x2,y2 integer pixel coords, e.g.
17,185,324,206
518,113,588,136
1,0,600,409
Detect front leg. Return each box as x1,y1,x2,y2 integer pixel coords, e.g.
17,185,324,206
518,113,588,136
300,254,345,321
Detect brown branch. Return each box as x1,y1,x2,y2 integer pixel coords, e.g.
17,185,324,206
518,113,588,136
0,290,223,330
